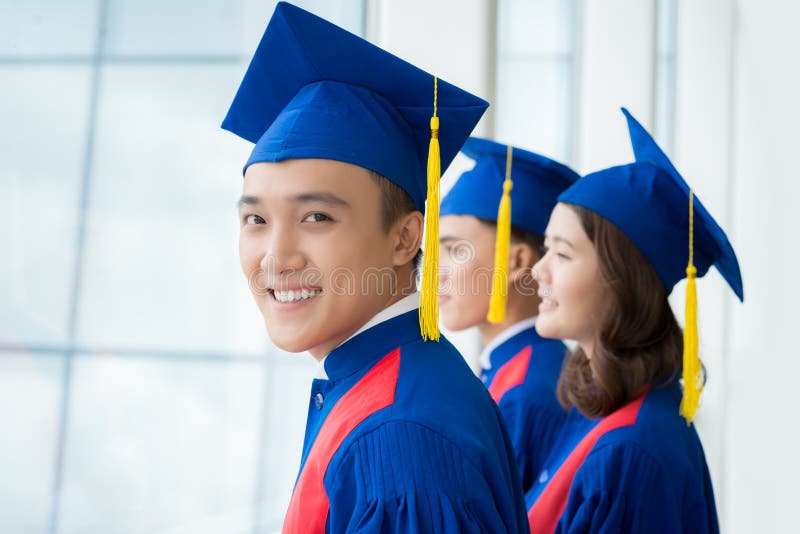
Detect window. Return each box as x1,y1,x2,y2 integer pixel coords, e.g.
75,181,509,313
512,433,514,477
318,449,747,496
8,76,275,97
0,1,365,532
494,0,578,165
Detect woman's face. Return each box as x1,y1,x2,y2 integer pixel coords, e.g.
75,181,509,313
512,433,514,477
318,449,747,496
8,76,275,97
532,203,605,350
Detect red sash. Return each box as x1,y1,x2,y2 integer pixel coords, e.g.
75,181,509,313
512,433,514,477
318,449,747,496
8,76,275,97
527,392,647,534
282,348,402,534
488,346,532,404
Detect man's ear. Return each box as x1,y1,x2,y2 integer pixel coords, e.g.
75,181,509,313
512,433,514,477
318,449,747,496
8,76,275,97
392,211,424,267
508,242,539,284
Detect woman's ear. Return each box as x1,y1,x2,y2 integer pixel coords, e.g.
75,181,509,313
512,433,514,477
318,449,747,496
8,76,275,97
392,211,424,267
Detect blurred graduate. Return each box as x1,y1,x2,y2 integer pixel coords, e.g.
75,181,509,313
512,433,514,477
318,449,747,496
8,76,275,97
438,138,578,492
525,108,742,533
222,2,528,532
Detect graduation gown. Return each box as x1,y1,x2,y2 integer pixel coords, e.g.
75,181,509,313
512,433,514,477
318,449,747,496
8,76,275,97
526,382,719,534
480,320,567,493
283,307,529,533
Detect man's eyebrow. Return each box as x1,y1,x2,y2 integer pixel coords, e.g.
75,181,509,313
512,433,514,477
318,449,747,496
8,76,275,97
292,192,350,207
237,195,260,209
237,192,351,209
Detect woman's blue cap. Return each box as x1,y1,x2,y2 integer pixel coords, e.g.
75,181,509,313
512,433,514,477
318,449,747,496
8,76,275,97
559,108,743,301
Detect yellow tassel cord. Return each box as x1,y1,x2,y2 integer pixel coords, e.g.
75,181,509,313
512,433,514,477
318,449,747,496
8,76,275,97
419,76,441,341
487,145,514,324
680,189,701,424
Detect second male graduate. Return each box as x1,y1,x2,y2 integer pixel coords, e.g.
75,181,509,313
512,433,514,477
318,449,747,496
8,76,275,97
439,138,578,492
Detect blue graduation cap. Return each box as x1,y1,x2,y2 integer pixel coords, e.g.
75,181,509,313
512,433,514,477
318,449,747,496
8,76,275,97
441,137,579,236
221,1,488,213
221,1,489,341
441,137,578,323
558,107,743,422
559,109,743,301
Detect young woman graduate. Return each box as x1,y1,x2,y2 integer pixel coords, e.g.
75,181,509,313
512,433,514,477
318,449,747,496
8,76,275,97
526,108,743,534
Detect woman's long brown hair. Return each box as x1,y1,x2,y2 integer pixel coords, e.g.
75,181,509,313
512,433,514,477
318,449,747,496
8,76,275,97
557,205,684,418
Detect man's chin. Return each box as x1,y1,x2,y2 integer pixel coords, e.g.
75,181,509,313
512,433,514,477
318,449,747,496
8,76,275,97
441,317,465,332
262,321,315,354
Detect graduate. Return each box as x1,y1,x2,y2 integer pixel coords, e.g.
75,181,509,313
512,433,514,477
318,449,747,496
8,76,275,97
525,108,742,533
222,3,528,532
438,137,578,492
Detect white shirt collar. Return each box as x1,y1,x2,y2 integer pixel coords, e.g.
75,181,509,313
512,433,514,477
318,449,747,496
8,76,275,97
315,292,420,379
478,316,537,371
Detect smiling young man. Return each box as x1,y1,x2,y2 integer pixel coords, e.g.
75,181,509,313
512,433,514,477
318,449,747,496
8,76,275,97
222,3,528,533
438,137,578,493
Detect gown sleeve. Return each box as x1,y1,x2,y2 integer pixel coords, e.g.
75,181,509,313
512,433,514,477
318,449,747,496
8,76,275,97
325,420,527,534
557,441,718,534
498,388,566,492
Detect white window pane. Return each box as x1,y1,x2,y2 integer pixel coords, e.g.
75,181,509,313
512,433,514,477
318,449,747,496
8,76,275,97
0,0,99,56
105,0,363,57
655,0,677,155
291,0,364,35
655,57,676,154
494,59,572,162
77,64,267,354
0,66,91,346
105,0,270,57
498,0,573,56
59,354,264,533
0,352,63,533
258,357,315,529
657,0,677,54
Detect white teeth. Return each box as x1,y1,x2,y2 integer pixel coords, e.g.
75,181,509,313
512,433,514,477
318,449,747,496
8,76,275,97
273,289,321,303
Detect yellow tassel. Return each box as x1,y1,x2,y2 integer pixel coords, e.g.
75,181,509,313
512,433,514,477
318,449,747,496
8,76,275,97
419,76,440,341
680,189,702,424
487,145,513,324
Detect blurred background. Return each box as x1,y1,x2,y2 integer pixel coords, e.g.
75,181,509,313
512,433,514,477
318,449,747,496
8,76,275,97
0,0,796,532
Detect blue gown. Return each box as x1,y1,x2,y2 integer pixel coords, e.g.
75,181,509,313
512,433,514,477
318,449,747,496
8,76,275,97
285,308,529,533
481,324,567,493
525,382,719,534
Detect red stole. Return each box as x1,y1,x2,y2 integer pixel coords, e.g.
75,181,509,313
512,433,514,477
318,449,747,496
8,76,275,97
282,348,401,533
527,392,647,534
488,346,532,404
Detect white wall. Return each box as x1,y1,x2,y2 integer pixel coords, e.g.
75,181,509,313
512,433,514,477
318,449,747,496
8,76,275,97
576,0,657,173
673,0,737,525
725,0,800,531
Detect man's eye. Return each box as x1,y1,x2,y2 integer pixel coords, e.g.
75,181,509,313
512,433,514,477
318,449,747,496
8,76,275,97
303,213,331,223
244,214,265,225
